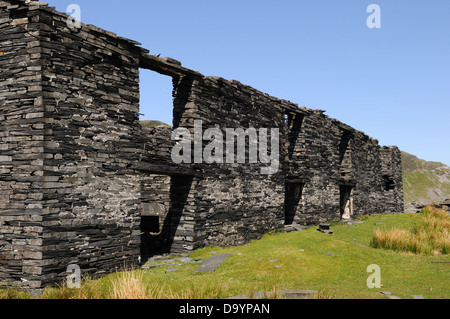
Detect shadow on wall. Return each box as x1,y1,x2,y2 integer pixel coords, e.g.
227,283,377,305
140,175,194,261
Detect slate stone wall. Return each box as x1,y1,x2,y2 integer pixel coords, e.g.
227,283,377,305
172,76,287,248
173,75,404,249
37,5,145,287
0,1,148,289
0,0,45,289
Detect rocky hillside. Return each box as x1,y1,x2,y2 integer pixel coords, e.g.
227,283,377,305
140,120,171,129
402,151,450,206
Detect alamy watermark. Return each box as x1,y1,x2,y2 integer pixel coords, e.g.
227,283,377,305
66,264,81,289
171,120,280,175
366,264,381,288
66,4,81,29
65,4,380,30
367,4,381,29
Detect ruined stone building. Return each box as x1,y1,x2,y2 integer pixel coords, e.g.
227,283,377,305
0,0,403,290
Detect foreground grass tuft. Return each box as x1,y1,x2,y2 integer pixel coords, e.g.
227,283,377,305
371,206,450,255
0,285,31,299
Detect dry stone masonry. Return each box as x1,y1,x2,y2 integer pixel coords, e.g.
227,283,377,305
0,0,404,291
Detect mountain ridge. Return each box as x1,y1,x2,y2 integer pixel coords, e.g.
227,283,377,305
401,151,450,206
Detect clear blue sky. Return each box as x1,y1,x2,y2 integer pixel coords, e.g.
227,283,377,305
51,0,450,166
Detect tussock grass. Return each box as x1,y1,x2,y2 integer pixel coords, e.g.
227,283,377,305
41,275,106,299
371,206,450,255
110,271,148,299
40,269,274,299
0,285,31,299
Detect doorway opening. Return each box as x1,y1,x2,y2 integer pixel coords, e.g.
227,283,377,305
340,185,353,220
140,174,194,260
140,174,171,258
285,182,304,225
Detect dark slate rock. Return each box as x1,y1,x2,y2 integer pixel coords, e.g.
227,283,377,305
194,254,232,273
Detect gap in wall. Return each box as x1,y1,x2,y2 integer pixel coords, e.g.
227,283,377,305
139,68,174,126
285,182,304,225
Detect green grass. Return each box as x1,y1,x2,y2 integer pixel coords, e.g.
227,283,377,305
0,286,32,299
2,213,449,299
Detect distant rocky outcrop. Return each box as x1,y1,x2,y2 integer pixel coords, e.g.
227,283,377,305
140,120,172,129
402,151,450,211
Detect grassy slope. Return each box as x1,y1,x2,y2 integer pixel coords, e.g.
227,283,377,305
186,214,448,299
34,213,449,300
402,151,450,203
